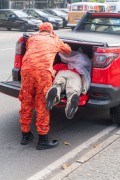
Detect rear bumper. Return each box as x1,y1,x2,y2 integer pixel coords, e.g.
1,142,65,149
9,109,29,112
1,81,120,109
87,83,120,109
27,24,39,31
67,24,76,27
0,81,21,98
51,22,63,29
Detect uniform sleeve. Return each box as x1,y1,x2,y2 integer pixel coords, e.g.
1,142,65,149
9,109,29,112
57,38,72,55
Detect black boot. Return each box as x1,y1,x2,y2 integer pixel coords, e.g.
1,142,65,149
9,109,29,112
20,131,33,145
66,94,79,119
46,87,57,110
36,134,58,150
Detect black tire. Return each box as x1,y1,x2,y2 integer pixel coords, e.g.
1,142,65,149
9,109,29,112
54,27,58,30
63,24,65,28
7,28,11,31
71,27,75,31
34,29,39,31
20,24,27,32
110,105,120,125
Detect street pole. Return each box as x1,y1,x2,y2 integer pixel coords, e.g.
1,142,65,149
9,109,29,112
32,0,35,8
0,0,1,9
9,1,12,8
64,0,67,8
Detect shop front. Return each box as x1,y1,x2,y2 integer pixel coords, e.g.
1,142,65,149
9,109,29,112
0,0,66,9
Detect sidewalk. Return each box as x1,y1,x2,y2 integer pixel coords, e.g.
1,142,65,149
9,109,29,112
50,130,120,180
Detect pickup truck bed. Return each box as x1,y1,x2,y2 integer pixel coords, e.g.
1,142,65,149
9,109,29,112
58,31,120,47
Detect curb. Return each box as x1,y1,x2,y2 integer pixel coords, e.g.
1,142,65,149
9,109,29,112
50,130,120,180
27,126,118,180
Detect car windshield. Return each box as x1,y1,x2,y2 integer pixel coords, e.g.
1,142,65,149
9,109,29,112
35,10,49,17
60,10,68,14
77,16,120,34
14,11,29,18
52,9,67,16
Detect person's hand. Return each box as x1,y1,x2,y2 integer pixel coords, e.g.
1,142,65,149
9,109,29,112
52,69,57,78
51,31,58,38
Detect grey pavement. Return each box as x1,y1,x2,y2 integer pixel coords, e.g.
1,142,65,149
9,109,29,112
50,130,120,180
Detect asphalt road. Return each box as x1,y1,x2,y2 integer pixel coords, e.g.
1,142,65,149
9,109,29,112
0,29,115,180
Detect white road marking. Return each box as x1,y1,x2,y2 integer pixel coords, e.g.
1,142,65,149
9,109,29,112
27,125,117,180
0,48,14,51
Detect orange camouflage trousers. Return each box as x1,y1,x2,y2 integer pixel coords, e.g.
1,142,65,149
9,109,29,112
19,69,52,135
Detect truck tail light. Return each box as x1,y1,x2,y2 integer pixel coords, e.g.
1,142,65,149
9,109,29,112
93,52,118,68
14,37,26,69
16,37,26,55
14,54,24,68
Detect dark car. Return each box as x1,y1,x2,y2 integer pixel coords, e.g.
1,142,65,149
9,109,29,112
23,9,63,29
57,8,69,14
43,9,68,27
0,9,42,32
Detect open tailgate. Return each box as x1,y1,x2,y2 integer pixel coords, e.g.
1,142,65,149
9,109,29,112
0,81,21,98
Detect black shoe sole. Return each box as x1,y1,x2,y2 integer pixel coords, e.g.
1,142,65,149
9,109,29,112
36,142,58,150
36,140,58,150
46,87,57,110
36,144,58,150
66,94,79,119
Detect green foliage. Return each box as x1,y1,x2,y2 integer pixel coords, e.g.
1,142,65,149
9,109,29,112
89,0,105,2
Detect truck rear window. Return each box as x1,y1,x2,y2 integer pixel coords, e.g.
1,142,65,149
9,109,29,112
77,16,120,34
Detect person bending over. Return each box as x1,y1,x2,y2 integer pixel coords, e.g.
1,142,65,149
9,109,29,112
19,22,71,150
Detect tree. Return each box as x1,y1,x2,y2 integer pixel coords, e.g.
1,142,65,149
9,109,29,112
90,0,105,2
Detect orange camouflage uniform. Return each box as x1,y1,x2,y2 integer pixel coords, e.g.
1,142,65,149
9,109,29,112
19,32,71,135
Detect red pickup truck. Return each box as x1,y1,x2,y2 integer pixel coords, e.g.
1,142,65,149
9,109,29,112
0,12,120,125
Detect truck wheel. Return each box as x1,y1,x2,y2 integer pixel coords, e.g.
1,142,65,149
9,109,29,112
20,24,27,32
71,27,75,31
110,105,120,125
54,27,58,30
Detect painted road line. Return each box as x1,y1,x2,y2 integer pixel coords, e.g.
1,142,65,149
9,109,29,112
0,48,14,51
27,125,117,180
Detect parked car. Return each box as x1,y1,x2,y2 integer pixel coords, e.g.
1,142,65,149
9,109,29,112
57,8,69,14
0,12,120,125
22,9,63,29
0,9,42,32
43,9,68,27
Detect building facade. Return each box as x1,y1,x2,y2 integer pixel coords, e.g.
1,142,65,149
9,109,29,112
0,0,68,9
0,0,9,9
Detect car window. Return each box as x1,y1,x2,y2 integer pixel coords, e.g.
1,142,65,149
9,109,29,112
52,9,66,16
0,11,16,19
46,10,55,16
28,10,38,17
13,11,29,18
35,10,49,17
23,10,28,14
8,14,17,18
77,16,120,34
